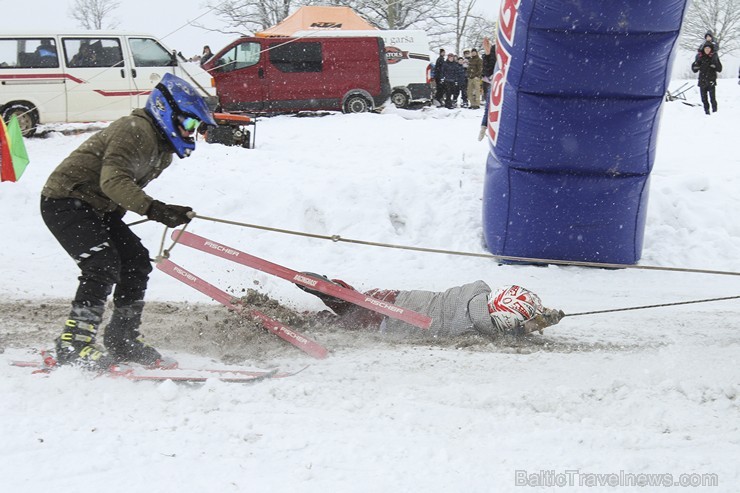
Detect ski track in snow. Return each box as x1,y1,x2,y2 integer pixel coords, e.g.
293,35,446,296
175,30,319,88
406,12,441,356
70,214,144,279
1,82,739,492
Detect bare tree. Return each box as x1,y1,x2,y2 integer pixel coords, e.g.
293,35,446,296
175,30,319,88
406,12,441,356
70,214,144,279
319,0,446,30
203,0,494,54
68,0,120,30
207,0,305,34
447,0,480,54
464,16,496,52
680,0,740,56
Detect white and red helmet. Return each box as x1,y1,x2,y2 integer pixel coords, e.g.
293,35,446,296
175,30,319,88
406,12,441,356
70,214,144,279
487,285,542,332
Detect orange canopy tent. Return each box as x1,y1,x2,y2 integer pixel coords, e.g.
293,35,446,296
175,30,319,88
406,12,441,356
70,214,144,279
256,6,377,38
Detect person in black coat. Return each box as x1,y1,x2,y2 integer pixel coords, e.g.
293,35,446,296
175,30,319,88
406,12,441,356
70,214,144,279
691,42,723,115
433,49,446,105
440,53,466,109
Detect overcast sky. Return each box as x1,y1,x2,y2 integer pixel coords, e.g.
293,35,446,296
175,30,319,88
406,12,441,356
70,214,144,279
1,1,242,58
0,1,501,58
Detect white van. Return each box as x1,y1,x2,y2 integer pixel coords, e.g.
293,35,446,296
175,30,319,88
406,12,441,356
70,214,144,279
293,29,432,108
0,31,214,136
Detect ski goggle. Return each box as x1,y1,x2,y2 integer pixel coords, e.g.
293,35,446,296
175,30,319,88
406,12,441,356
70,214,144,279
178,115,201,132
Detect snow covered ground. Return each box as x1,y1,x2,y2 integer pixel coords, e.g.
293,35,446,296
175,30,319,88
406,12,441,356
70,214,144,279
1,80,739,492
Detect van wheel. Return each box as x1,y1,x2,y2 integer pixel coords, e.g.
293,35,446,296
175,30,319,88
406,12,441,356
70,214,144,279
391,90,410,109
2,103,38,137
343,95,370,114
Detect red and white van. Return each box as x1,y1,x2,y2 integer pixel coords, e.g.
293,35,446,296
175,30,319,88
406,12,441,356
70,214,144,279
0,31,213,136
204,36,391,114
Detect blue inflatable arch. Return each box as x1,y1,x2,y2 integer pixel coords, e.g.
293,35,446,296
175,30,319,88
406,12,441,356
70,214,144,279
482,0,688,264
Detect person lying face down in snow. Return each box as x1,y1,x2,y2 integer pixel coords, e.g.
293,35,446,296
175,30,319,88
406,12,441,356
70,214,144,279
297,275,565,338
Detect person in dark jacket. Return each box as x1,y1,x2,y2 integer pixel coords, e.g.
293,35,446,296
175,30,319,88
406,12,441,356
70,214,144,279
691,42,723,115
297,275,564,338
40,73,217,370
433,49,446,105
458,55,470,107
200,45,213,66
440,53,466,109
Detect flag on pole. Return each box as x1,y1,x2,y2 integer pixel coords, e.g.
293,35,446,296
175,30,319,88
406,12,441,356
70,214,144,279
0,115,30,182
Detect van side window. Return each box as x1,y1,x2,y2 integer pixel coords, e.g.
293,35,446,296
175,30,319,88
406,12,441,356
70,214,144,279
63,38,123,68
269,42,322,73
129,38,176,67
215,42,260,73
0,38,59,69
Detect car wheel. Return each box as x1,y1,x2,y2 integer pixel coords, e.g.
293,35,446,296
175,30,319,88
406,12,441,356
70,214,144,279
2,103,38,137
391,90,410,109
343,95,370,114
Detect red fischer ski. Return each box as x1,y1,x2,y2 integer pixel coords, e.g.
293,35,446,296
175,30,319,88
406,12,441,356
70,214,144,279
106,367,280,383
10,353,300,383
171,230,433,330
156,258,329,359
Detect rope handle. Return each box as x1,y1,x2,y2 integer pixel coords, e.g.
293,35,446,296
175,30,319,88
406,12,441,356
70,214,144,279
152,211,197,263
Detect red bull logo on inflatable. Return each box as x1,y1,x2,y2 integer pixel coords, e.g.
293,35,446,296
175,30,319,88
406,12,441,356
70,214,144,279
488,0,520,144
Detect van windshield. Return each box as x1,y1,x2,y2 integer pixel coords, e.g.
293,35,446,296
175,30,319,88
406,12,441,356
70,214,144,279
129,38,176,67
214,42,260,73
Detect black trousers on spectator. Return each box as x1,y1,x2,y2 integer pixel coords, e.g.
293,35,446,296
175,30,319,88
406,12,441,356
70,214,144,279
699,85,717,113
40,196,152,308
445,83,460,108
434,79,445,102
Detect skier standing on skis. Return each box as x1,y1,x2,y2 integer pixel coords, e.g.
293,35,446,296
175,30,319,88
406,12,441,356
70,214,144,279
298,275,564,338
40,73,216,369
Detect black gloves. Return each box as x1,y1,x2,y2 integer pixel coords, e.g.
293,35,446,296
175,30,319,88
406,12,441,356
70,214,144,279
146,200,193,228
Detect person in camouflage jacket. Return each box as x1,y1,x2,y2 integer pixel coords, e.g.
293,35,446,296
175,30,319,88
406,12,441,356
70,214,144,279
466,48,484,109
40,73,216,370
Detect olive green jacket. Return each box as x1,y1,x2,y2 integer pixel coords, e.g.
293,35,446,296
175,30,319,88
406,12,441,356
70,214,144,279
41,109,173,215
467,55,483,79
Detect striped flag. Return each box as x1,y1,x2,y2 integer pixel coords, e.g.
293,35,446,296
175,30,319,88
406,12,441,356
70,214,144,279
0,115,30,182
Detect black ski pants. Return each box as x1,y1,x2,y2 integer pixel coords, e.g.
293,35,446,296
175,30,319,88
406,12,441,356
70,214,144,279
699,85,717,113
40,197,152,308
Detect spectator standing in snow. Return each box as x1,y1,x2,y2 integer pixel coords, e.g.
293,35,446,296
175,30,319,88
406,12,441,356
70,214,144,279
40,74,216,370
440,52,465,108
479,36,497,140
297,275,564,338
433,49,446,105
691,42,723,115
467,48,483,109
460,50,471,107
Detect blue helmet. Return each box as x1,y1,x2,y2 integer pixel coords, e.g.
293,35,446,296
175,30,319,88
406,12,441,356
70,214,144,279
145,73,216,158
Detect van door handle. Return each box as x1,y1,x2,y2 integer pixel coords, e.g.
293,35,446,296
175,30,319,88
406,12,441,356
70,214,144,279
121,69,125,78
132,69,137,78
258,68,264,79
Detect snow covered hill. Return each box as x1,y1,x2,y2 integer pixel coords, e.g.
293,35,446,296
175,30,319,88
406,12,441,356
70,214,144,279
0,80,738,492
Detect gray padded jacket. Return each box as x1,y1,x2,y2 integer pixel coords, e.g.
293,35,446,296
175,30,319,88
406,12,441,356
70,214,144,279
383,280,498,338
